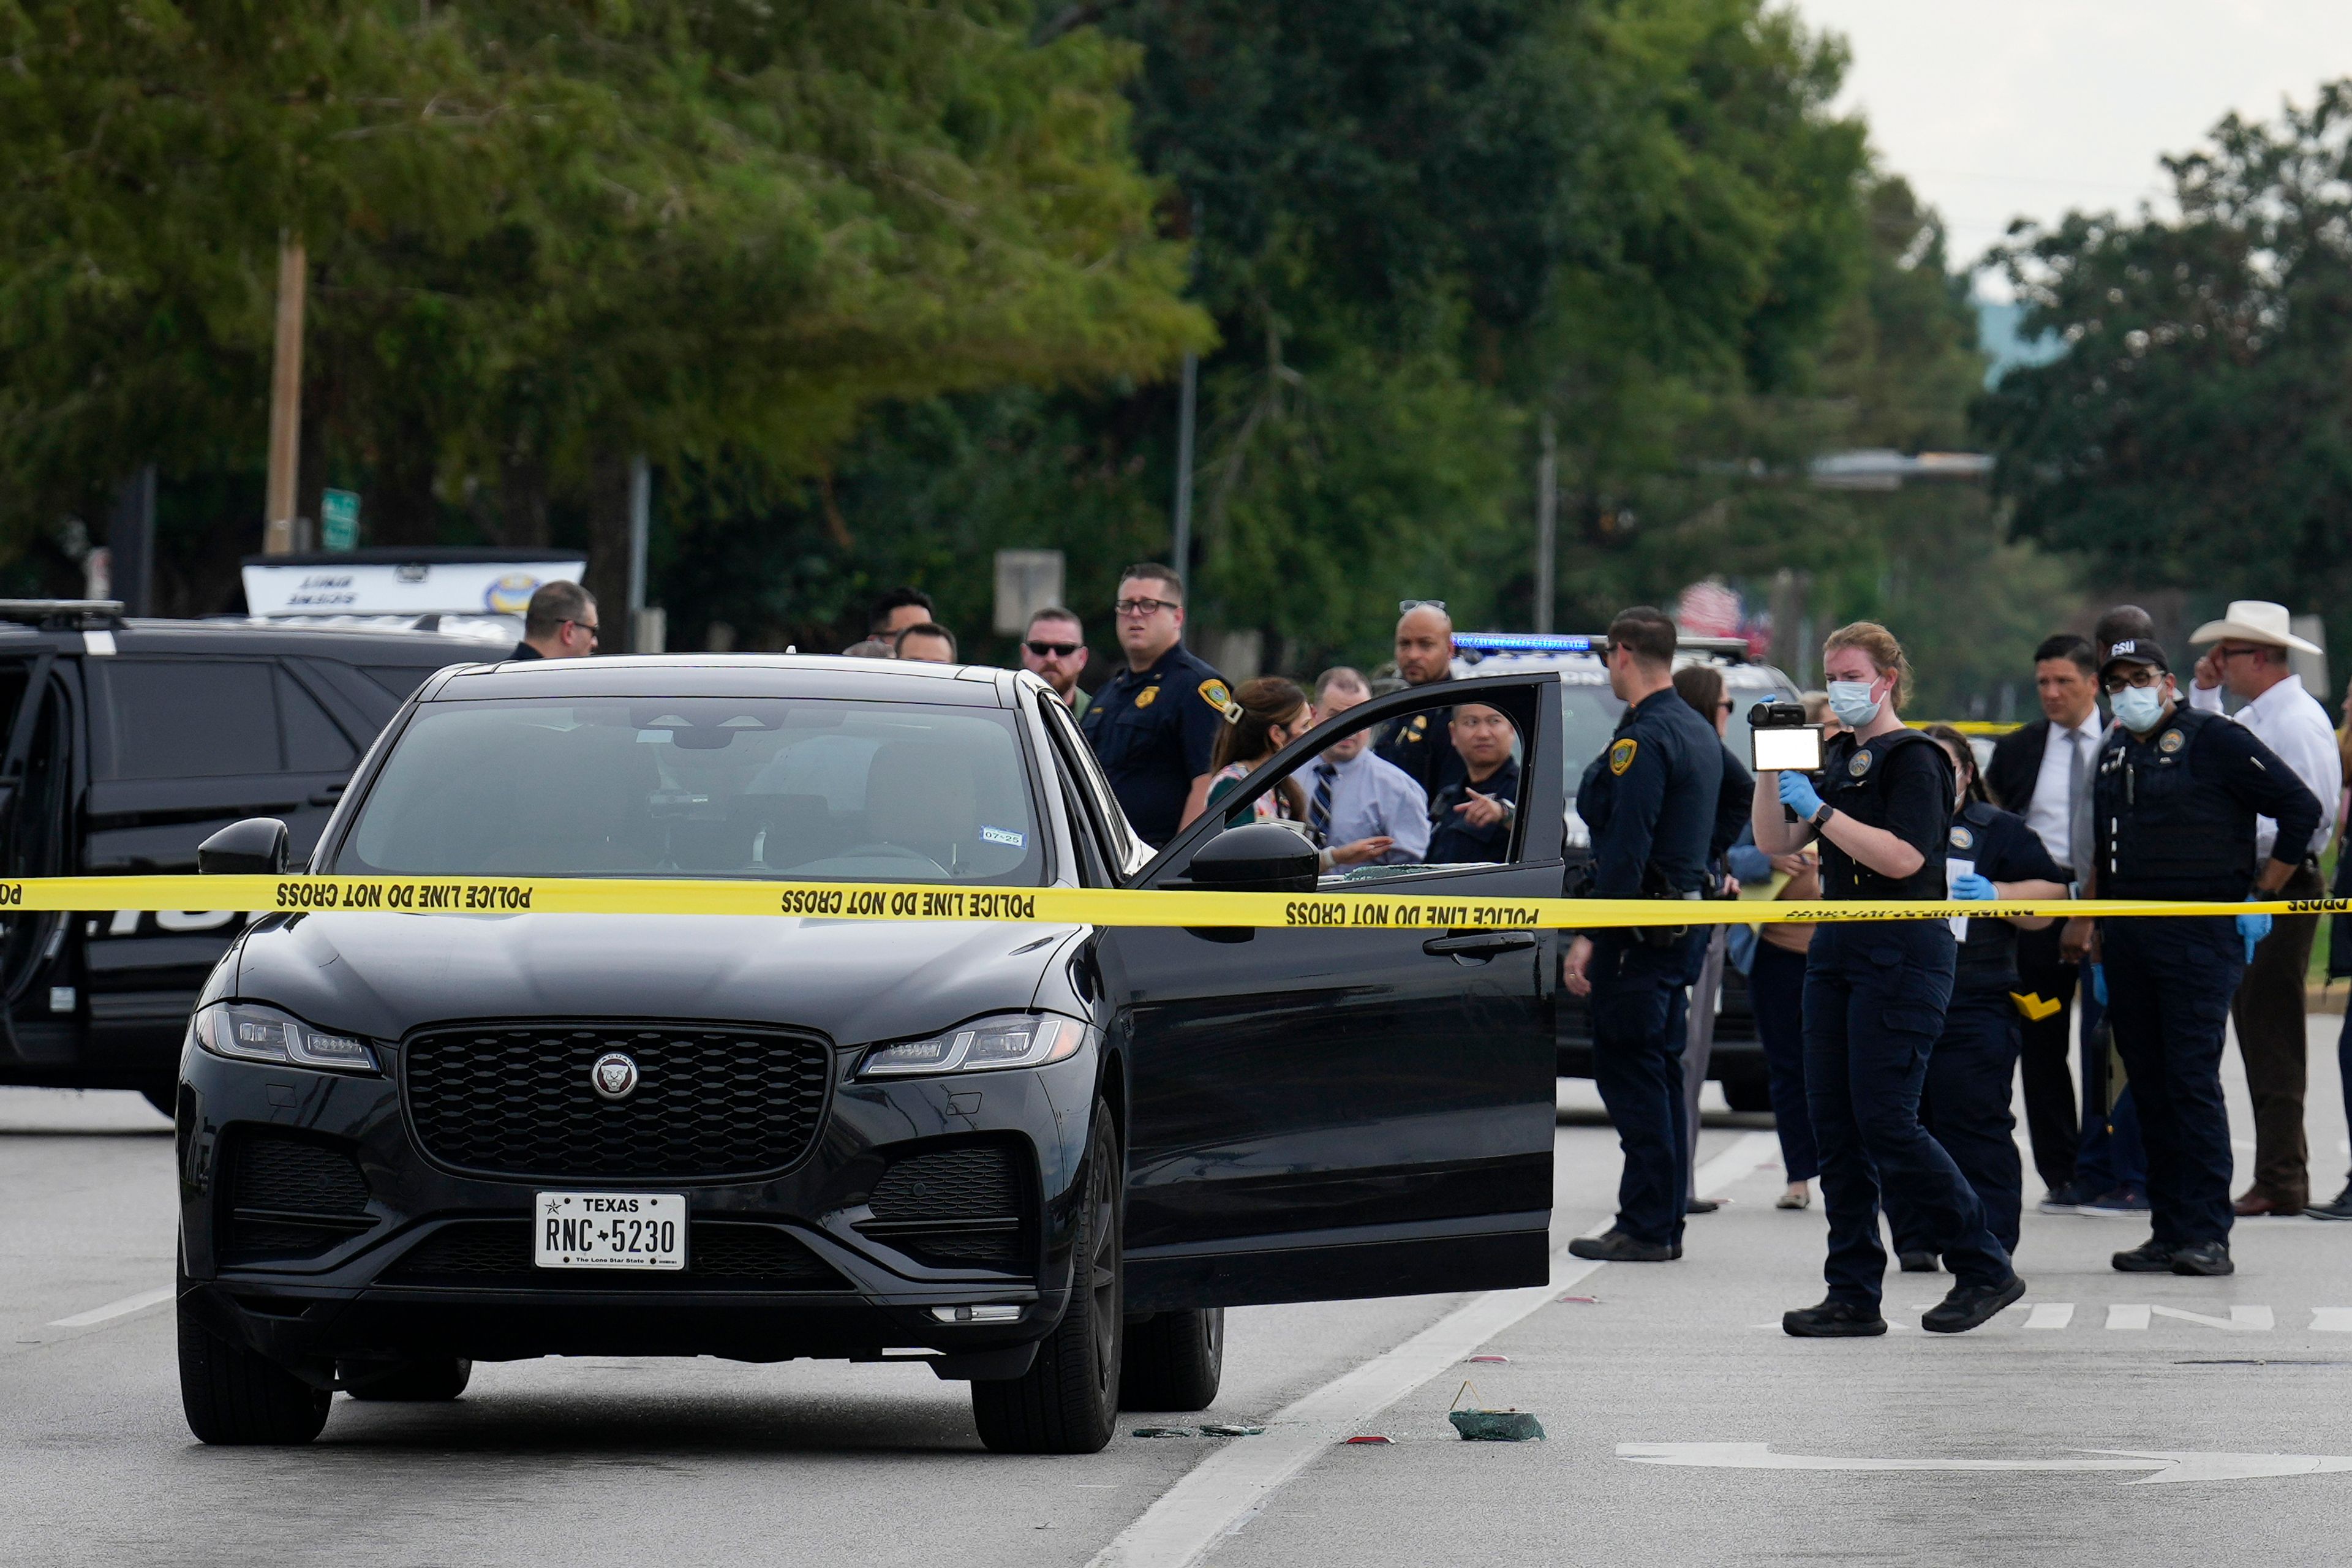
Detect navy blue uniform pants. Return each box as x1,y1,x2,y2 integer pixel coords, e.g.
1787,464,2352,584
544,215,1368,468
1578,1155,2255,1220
1804,922,2011,1306
2098,916,2242,1246
1747,940,1819,1183
1589,929,1706,1246
2073,975,2148,1197
1893,989,2024,1255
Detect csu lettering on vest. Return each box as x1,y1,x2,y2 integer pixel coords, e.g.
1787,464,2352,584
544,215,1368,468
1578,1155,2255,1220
2093,705,2322,901
1817,729,1953,899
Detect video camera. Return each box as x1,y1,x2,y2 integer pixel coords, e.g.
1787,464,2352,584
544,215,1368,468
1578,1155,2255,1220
1749,701,1824,820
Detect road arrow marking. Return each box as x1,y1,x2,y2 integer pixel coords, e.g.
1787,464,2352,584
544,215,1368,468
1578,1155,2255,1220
1618,1443,2352,1485
2313,1308,2352,1332
2022,1303,2073,1329
2108,1304,2150,1330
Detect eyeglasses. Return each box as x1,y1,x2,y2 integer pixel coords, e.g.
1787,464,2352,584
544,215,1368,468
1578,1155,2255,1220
1024,640,1082,658
2217,646,2266,660
568,619,599,641
2104,668,2164,692
1114,597,1178,617
1399,599,1447,614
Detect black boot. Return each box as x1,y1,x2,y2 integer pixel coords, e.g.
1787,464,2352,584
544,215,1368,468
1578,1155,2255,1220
1567,1229,1678,1262
2111,1239,2179,1272
1922,1274,2026,1333
2169,1240,2233,1276
1782,1299,1887,1338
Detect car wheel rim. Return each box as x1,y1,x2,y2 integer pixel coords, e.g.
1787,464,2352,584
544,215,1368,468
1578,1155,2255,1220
1090,1135,1118,1392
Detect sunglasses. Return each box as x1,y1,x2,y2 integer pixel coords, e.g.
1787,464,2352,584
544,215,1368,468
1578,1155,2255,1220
1024,640,1082,658
1399,599,1447,614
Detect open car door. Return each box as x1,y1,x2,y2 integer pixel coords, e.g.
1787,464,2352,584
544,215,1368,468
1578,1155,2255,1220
1099,671,1564,1310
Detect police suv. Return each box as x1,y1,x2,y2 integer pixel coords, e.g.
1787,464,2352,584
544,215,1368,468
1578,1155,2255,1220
0,601,496,1113
1451,631,1802,1109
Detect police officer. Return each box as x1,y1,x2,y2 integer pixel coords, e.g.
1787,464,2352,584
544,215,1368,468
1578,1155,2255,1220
1754,621,2022,1336
1374,602,1468,803
1423,703,1520,863
1080,563,1230,848
1889,725,2071,1268
1562,608,1720,1262
2061,639,2321,1277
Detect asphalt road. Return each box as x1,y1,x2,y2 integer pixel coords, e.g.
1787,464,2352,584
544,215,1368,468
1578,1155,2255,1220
6,1029,2350,1568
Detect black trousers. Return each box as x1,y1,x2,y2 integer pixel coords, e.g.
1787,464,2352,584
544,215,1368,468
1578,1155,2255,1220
2011,923,2081,1193
2100,916,2243,1246
1589,929,1705,1246
1894,989,2025,1256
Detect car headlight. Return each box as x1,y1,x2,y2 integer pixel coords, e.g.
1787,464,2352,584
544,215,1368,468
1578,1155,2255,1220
192,1002,380,1075
860,1013,1088,1078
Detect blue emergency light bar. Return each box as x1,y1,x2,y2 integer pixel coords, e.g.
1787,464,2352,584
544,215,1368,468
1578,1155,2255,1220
1453,632,1598,653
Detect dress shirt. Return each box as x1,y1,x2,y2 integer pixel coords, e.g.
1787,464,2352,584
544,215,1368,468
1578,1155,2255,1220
2024,710,2102,871
1308,748,1431,864
2190,673,2342,861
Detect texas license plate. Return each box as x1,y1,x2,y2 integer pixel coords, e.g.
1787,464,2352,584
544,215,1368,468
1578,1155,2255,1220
533,1191,687,1270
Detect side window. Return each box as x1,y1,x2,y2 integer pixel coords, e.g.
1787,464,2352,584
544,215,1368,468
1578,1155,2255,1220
276,667,358,772
362,665,435,703
95,660,279,779
1038,695,1137,874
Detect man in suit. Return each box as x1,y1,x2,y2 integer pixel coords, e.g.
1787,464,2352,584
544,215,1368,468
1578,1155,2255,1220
1986,633,2103,1204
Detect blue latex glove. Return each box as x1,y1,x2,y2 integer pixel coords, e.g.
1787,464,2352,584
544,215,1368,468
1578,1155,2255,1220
1777,768,1823,821
2089,963,2106,1008
2239,899,2272,963
1950,872,1997,902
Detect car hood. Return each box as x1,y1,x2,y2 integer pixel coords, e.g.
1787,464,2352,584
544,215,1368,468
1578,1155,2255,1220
231,912,1080,1048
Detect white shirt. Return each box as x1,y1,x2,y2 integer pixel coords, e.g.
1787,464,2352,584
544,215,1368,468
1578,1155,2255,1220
2190,672,2342,861
2024,710,2103,872
1305,748,1431,864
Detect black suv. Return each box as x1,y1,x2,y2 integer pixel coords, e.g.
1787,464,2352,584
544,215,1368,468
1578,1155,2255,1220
0,602,499,1111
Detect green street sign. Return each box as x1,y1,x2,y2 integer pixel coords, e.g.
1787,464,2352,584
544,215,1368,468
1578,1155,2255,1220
321,489,360,552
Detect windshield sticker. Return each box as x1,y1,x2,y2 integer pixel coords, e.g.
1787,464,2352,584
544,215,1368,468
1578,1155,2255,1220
979,826,1027,848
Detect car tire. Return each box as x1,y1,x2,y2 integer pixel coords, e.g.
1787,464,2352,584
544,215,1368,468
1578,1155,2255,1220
971,1099,1121,1454
1722,1076,1773,1114
178,1288,330,1445
1120,1307,1223,1411
343,1357,473,1401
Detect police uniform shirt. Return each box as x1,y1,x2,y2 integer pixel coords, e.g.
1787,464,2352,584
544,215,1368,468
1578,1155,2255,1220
2091,706,2323,902
1426,756,1520,864
1080,644,1229,847
1374,682,1469,803
1575,687,1721,899
1947,800,2068,991
1710,743,1755,869
1815,730,1953,899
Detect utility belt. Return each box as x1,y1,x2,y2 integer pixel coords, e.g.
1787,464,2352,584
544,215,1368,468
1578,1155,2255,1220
1634,872,1704,949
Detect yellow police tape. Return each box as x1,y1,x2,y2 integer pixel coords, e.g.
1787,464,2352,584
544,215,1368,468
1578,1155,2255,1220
1,874,2340,931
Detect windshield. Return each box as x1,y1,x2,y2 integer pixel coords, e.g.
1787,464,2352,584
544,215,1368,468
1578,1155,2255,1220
335,697,1044,885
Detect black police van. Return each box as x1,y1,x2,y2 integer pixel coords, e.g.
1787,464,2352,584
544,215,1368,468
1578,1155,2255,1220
0,601,497,1113
1452,631,1801,1110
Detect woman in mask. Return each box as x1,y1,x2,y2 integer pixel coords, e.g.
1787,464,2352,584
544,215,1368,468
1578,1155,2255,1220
1885,725,2070,1271
1749,622,2024,1338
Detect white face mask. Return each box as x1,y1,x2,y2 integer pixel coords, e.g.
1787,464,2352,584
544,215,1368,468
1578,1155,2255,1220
2111,682,2167,733
1826,679,1882,729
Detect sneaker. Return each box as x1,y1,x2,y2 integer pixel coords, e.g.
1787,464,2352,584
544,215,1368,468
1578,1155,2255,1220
2080,1186,2150,1215
1686,1197,1722,1215
1775,1184,1811,1211
1922,1273,2027,1333
1897,1251,1940,1273
2169,1240,2233,1276
1782,1299,1887,1338
2038,1181,2096,1215
2112,1239,2179,1272
1568,1229,1679,1263
2307,1187,2352,1221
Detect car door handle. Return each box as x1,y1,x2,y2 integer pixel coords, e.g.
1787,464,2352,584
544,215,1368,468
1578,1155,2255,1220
1423,931,1538,960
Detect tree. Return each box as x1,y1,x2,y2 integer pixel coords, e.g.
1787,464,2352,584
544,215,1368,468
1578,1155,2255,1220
1976,80,2352,652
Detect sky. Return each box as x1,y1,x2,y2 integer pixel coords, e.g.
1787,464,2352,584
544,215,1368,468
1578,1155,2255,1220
1790,0,2352,293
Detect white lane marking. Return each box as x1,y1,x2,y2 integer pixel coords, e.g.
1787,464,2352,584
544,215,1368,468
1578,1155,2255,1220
2023,1303,2074,1329
2313,1308,2352,1332
1092,1131,1782,1568
1619,1442,2352,1485
2151,1305,2270,1332
2108,1304,2151,1330
47,1284,172,1328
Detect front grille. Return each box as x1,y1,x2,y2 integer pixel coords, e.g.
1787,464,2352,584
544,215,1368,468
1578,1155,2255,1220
402,1022,832,1180
383,1219,845,1291
859,1142,1030,1274
219,1133,374,1264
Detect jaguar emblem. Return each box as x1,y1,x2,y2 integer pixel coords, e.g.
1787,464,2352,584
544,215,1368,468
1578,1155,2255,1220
591,1052,639,1102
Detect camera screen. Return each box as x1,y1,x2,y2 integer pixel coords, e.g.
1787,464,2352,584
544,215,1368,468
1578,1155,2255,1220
1752,726,1824,773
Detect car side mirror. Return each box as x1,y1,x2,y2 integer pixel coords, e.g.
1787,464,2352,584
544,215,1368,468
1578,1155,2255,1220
1186,822,1319,895
198,818,290,876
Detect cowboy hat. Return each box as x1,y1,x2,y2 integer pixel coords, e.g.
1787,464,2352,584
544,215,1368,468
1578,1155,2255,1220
2187,600,2322,655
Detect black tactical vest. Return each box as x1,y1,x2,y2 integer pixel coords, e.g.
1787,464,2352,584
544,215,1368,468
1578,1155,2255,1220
1817,729,1953,900
2092,707,2261,901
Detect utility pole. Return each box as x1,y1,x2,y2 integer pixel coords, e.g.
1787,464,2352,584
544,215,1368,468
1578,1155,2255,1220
1170,350,1197,576
262,238,307,556
625,455,663,653
1533,411,1558,634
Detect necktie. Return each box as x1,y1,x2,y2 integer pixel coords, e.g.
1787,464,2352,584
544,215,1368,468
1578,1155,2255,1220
2065,724,2095,886
1311,761,1337,842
